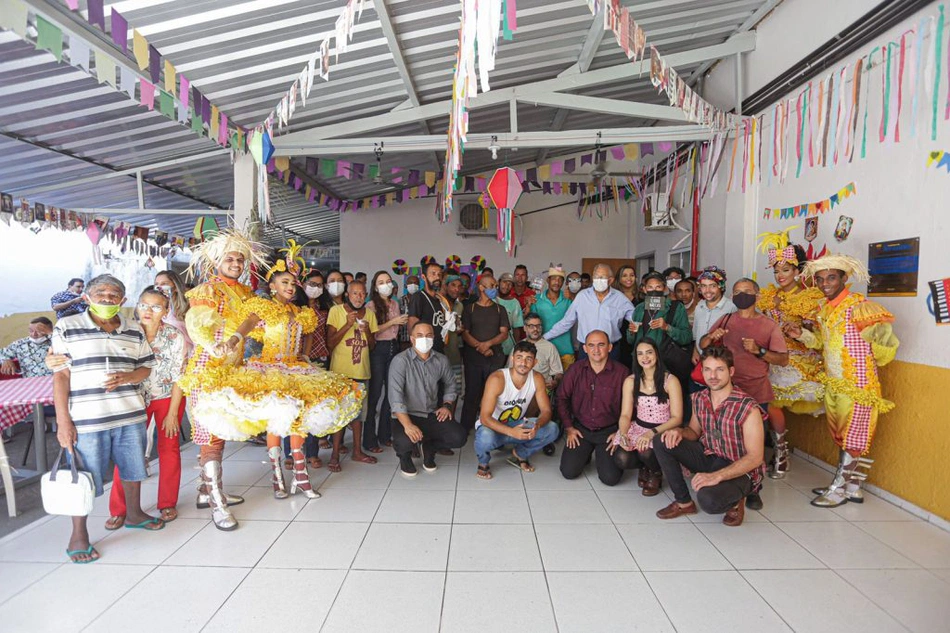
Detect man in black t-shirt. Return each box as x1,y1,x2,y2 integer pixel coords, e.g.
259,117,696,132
408,262,451,354
460,274,510,430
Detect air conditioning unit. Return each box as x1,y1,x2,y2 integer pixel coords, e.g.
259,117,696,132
456,201,495,238
643,193,678,231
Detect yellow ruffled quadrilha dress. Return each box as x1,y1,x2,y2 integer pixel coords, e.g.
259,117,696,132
757,285,827,416
179,296,365,441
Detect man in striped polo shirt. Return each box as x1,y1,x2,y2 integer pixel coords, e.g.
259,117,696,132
52,274,160,563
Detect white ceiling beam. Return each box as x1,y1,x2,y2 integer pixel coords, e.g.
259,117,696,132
274,127,713,156
19,150,231,197
375,0,420,108
272,34,755,148
72,208,227,216
522,93,686,123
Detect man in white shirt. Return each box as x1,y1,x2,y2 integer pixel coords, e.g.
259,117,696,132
692,266,737,361
543,264,635,361
510,312,563,456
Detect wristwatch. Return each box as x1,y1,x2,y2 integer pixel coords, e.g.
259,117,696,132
442,402,453,410
756,346,767,358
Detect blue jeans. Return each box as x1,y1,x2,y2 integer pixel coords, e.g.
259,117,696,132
475,419,559,465
71,422,147,496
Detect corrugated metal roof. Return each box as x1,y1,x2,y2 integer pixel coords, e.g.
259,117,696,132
1,0,777,248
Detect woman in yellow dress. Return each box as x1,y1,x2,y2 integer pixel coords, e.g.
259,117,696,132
756,228,826,479
182,242,364,500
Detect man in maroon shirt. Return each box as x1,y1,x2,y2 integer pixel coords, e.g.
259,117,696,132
558,330,630,485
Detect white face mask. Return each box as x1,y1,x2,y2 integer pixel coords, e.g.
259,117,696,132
377,282,394,298
413,336,434,354
155,284,173,298
304,285,324,299
29,335,50,344
592,278,609,292
666,279,679,293
406,283,420,295
328,281,346,297
567,279,582,293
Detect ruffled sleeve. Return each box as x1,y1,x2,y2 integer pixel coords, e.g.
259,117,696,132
851,300,895,331
861,322,899,366
296,307,318,334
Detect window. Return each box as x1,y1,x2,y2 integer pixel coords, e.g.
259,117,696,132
636,253,655,280
669,248,691,275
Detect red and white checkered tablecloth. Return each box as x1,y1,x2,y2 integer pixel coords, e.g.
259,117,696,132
0,376,54,432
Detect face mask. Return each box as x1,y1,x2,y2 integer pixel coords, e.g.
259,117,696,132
413,337,434,354
88,302,122,319
646,290,665,297
377,282,394,298
483,288,498,300
592,278,609,293
567,280,582,293
29,335,50,344
733,292,757,309
406,284,419,295
155,284,173,297
328,281,345,297
304,285,324,299
667,279,679,293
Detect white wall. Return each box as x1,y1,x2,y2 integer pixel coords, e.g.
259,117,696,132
688,0,950,368
0,221,169,317
340,191,638,279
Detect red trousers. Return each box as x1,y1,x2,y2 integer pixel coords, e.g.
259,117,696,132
110,397,186,516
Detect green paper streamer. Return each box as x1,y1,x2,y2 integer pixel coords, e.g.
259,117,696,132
881,43,892,141
502,0,513,41
933,5,945,141
158,90,174,118
862,47,879,159
320,159,336,178
367,163,379,179
35,16,63,61
454,175,463,191
191,110,203,135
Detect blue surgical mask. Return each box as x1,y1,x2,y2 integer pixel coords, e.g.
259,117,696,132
483,288,498,300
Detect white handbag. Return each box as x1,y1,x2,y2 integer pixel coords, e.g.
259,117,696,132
41,448,95,517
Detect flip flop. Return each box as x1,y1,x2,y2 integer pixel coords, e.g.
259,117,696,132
475,465,493,480
506,455,535,473
66,545,99,564
160,508,178,522
104,515,125,530
125,517,165,531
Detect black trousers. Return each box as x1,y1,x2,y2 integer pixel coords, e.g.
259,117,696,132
559,423,623,486
652,435,752,513
363,340,398,449
460,350,504,430
392,413,468,458
613,447,660,473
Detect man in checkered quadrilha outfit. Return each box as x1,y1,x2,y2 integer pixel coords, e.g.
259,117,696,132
788,253,899,508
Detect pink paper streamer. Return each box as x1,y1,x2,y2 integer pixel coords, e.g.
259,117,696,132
139,79,155,110
179,76,190,109
218,114,228,145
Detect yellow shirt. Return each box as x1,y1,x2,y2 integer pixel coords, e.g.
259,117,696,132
327,304,378,380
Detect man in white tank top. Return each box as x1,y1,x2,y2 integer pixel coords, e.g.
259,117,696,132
474,341,557,480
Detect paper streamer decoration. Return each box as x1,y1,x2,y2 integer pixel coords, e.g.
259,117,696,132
487,167,523,257
445,254,462,272
392,259,408,275
926,151,950,172
194,216,219,240
470,255,486,272
762,182,857,221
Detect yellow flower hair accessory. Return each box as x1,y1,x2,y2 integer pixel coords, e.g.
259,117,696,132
757,226,799,268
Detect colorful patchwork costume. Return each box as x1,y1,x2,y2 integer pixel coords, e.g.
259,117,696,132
797,254,899,508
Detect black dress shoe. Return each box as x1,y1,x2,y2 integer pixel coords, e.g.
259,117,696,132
745,492,764,511
542,443,555,456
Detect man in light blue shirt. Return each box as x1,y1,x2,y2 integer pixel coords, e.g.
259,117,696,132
544,264,634,361
692,266,737,355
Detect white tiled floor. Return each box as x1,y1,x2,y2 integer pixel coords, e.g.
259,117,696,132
1,445,949,632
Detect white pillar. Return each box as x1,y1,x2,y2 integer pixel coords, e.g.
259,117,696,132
233,153,257,229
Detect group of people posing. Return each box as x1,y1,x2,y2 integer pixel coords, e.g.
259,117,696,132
19,227,898,564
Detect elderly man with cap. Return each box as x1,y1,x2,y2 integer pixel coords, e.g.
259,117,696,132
497,272,525,353
787,253,899,508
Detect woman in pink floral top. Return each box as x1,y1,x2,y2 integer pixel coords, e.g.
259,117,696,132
107,286,187,527
608,339,683,496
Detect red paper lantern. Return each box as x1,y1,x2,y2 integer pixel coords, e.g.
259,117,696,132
487,167,522,210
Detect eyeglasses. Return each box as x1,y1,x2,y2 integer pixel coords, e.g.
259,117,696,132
524,323,542,328
137,303,165,313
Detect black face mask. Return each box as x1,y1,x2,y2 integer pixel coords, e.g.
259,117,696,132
646,290,665,297
733,292,757,309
